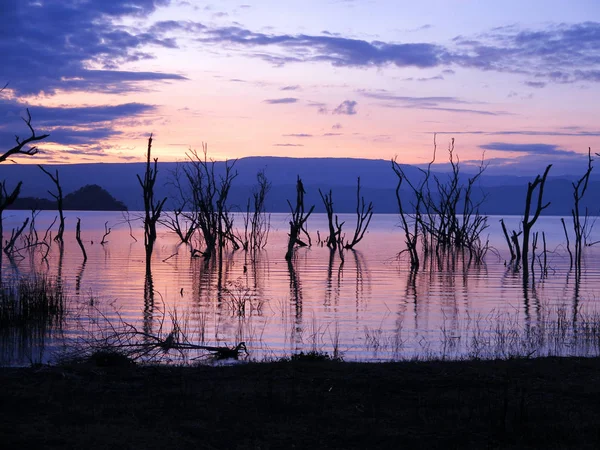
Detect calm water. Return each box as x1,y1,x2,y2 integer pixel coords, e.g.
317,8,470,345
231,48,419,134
2,211,600,365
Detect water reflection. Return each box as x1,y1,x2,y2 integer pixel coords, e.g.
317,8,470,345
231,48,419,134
1,211,600,364
287,256,302,330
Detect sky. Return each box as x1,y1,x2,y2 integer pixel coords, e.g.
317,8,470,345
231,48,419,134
1,0,600,175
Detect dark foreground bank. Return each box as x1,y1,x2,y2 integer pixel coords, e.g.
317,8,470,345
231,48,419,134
1,357,599,449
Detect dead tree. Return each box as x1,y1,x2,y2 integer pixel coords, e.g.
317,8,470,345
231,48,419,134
0,181,22,244
561,217,573,269
100,221,111,245
76,217,87,262
319,188,338,249
4,217,29,255
345,177,374,249
184,145,239,261
393,138,488,270
161,208,197,244
285,176,314,261
248,170,271,251
391,158,427,271
38,165,65,242
500,219,515,261
520,164,552,280
0,104,48,248
137,135,167,268
571,149,593,272
162,163,198,244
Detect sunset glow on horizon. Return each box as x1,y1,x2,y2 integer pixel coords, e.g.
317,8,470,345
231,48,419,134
2,0,600,175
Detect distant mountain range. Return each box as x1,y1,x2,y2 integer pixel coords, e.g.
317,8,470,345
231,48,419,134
0,157,598,215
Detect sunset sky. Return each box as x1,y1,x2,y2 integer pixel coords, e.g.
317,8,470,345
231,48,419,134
1,0,600,174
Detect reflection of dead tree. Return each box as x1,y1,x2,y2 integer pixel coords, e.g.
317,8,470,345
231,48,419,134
137,135,167,268
38,165,65,242
285,176,314,261
75,260,86,294
143,268,155,337
287,259,302,324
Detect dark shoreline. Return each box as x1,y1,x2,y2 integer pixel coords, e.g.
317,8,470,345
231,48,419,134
1,357,600,449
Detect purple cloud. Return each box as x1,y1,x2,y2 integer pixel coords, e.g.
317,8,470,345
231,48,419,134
264,98,298,104
333,100,357,115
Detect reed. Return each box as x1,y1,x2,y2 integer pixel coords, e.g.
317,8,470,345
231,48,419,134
0,275,65,329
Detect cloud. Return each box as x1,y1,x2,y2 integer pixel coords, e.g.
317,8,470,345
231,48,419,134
1,0,188,95
323,133,342,136
404,24,433,33
283,133,313,138
0,98,156,153
524,81,546,88
306,101,329,113
332,123,343,129
198,26,447,69
333,100,357,115
263,97,298,104
361,90,508,115
452,22,600,85
281,85,301,91
417,75,444,82
435,129,600,137
478,142,578,156
361,91,472,106
193,21,600,86
274,143,304,147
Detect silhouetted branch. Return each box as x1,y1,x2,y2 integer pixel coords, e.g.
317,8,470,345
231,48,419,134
76,217,87,262
100,221,111,245
38,165,65,242
285,176,314,261
345,177,374,250
137,134,167,266
0,109,49,163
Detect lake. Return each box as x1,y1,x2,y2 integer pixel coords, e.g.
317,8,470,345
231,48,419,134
2,211,600,365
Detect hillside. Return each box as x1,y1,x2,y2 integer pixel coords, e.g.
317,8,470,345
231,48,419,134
9,184,127,211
